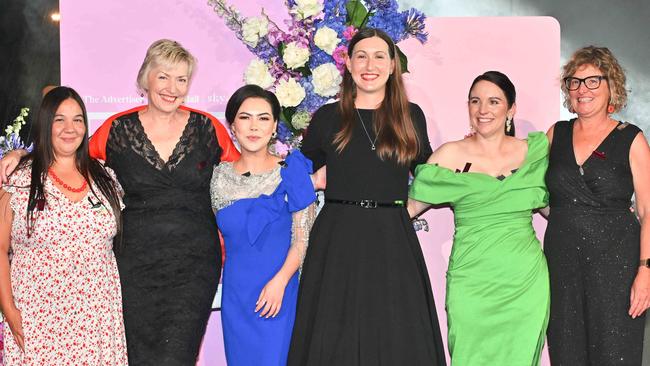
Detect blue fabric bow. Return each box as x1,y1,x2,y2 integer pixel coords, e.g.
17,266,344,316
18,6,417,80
245,151,317,247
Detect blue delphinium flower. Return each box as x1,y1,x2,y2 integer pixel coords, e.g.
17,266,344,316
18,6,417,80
300,78,330,114
404,8,428,43
366,0,398,12
367,9,407,42
276,119,293,143
309,49,335,69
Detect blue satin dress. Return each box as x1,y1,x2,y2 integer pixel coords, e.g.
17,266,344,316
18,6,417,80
211,151,316,366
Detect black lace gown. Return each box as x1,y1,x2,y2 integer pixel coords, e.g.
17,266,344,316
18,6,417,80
288,102,446,366
97,108,231,365
544,119,644,365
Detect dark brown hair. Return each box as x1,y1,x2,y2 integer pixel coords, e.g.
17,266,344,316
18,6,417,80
468,71,517,137
19,87,122,247
334,28,419,165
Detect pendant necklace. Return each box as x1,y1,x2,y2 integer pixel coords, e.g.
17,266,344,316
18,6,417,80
355,108,380,151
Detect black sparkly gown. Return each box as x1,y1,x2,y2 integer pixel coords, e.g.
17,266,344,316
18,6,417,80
544,119,644,365
287,102,446,366
93,107,237,365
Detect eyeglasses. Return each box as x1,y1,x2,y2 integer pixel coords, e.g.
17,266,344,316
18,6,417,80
563,75,607,91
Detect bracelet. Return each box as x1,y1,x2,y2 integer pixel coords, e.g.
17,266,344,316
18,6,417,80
639,259,650,268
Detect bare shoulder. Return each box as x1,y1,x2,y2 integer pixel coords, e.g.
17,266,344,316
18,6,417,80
427,139,466,167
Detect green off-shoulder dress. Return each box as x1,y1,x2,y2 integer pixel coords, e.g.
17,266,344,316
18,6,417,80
410,132,550,366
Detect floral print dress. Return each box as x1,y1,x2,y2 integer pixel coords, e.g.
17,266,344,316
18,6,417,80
2,165,128,365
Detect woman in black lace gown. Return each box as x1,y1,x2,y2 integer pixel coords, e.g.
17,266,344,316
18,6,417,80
544,46,650,365
288,28,446,366
0,39,239,365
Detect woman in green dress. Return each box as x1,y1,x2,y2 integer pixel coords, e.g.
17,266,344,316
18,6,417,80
408,71,550,365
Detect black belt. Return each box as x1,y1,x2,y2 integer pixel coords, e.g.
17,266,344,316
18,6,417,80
325,198,405,209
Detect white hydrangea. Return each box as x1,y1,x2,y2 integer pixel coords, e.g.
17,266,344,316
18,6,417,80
291,110,311,130
282,42,310,69
314,26,341,55
244,59,275,89
241,16,269,48
311,63,343,97
293,0,323,19
275,77,306,107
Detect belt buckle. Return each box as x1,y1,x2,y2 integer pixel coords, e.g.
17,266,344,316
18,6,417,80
360,199,377,209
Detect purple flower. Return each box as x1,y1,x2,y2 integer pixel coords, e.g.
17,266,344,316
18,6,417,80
404,8,428,43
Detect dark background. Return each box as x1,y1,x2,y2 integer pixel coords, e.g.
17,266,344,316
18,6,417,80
0,0,60,139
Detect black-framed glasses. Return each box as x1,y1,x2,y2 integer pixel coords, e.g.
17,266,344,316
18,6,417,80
563,75,607,91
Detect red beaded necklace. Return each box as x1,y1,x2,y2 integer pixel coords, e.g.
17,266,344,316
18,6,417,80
48,168,88,193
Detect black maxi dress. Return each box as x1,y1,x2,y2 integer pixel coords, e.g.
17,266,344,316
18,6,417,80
288,102,446,365
90,106,239,365
544,119,645,365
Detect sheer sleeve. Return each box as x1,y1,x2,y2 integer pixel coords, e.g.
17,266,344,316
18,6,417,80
410,103,433,173
291,202,317,271
90,106,146,160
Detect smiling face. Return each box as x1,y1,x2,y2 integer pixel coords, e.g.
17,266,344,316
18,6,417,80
230,97,277,155
568,63,610,118
345,36,396,99
468,80,515,137
146,61,190,114
51,98,86,159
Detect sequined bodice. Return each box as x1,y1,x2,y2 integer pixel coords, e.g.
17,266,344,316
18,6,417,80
210,162,282,211
546,119,640,211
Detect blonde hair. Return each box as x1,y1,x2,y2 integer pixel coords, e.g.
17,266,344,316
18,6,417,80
136,39,196,93
561,46,627,113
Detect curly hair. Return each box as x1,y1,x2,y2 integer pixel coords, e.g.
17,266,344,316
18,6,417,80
561,46,627,113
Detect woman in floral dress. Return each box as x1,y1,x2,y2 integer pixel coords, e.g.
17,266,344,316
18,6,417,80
0,87,127,365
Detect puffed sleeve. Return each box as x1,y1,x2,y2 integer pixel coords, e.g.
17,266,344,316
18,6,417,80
410,103,433,173
301,104,331,171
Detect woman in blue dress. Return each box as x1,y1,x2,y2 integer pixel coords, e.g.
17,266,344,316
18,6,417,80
210,85,317,365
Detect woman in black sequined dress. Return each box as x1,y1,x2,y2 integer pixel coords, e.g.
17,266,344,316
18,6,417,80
544,46,650,365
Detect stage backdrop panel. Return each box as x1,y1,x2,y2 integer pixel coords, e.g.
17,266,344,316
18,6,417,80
60,0,559,364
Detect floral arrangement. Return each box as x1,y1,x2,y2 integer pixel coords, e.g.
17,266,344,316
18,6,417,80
1,108,33,159
208,0,428,151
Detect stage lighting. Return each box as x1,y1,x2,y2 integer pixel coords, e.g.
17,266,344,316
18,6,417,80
51,12,60,22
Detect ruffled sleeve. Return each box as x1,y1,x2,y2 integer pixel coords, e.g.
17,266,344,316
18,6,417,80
522,132,550,208
245,151,316,247
2,165,32,215
280,151,317,212
409,164,462,206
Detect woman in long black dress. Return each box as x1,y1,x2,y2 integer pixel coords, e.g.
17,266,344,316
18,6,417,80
0,39,240,365
288,28,446,366
544,46,650,365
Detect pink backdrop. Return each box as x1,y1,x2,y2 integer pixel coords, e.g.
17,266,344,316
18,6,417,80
60,1,560,364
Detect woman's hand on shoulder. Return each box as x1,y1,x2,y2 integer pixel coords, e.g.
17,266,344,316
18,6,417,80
0,150,26,184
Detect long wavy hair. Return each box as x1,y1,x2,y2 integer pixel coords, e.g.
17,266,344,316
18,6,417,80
19,87,122,247
334,28,419,165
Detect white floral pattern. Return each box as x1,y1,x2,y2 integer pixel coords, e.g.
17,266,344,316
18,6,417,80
2,166,127,365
